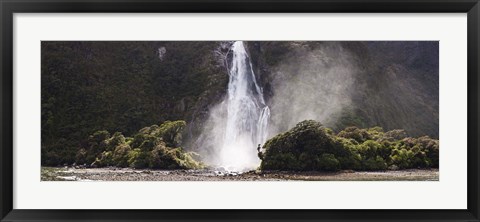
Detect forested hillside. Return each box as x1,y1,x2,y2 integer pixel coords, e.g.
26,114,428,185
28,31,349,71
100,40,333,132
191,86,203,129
41,42,227,164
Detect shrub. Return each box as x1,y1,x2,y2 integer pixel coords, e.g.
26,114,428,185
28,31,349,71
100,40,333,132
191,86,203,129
417,136,439,167
383,129,408,141
132,134,159,151
84,130,111,164
92,151,113,167
358,140,382,159
136,120,186,147
112,144,132,167
390,148,414,169
317,153,340,171
106,132,126,151
337,126,371,143
388,136,439,169
366,127,384,140
362,156,387,171
157,121,186,147
261,153,299,171
127,148,149,168
334,137,362,170
260,120,344,171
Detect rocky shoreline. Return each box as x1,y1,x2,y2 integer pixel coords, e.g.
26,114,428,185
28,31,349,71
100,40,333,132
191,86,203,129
41,167,439,181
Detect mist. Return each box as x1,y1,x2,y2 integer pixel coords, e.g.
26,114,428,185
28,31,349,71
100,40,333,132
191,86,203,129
267,43,357,136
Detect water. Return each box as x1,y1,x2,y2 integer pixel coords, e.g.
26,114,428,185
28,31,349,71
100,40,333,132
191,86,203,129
219,41,270,170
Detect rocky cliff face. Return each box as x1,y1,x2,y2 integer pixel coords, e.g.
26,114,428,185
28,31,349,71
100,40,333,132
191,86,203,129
41,41,438,165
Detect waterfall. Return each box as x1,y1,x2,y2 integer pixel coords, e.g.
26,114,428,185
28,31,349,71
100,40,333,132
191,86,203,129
220,41,270,170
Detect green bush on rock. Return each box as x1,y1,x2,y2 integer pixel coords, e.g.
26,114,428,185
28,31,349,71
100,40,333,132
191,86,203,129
75,120,203,169
260,120,439,172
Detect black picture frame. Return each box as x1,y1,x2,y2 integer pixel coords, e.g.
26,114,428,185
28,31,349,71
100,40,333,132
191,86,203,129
1,0,479,221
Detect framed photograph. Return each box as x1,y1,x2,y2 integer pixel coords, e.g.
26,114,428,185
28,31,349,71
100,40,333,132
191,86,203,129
1,0,479,221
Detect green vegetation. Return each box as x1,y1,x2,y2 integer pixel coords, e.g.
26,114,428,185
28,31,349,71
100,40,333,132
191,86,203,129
74,120,204,169
260,120,439,171
41,42,226,166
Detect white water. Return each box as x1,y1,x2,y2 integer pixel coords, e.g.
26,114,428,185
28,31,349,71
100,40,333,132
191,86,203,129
219,41,270,170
